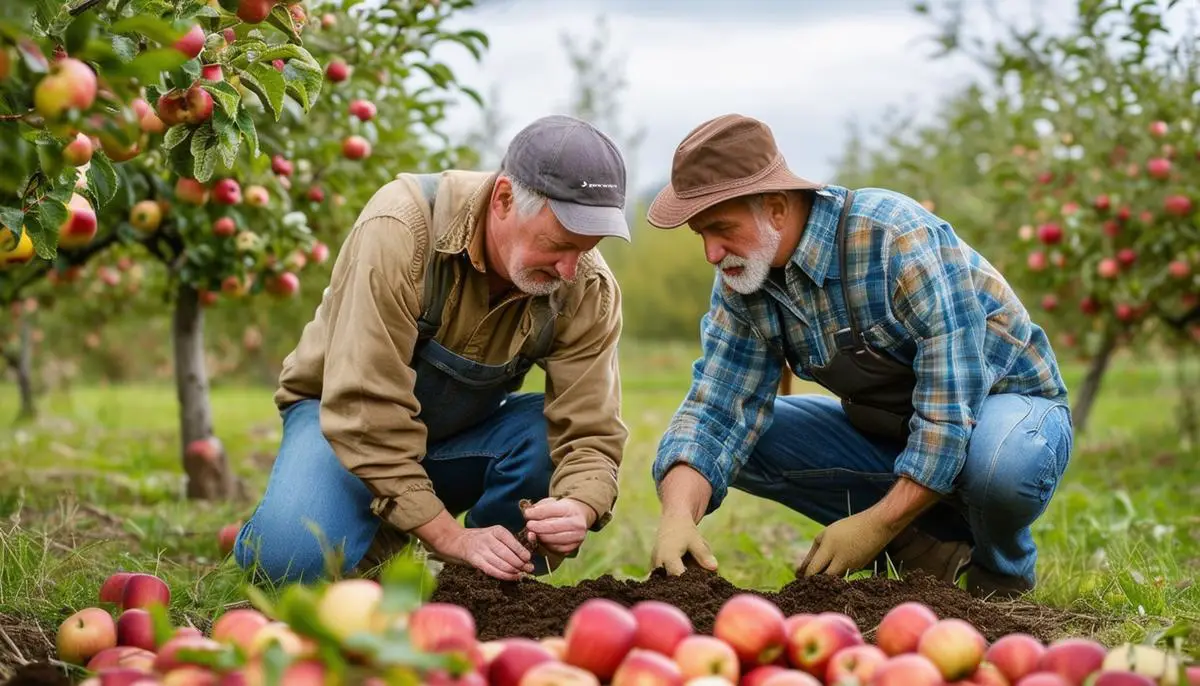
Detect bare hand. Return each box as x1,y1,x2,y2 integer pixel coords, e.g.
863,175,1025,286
521,497,592,555
651,512,718,576
445,526,533,581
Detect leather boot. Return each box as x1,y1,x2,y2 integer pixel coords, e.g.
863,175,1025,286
965,564,1034,600
878,526,973,585
352,524,412,578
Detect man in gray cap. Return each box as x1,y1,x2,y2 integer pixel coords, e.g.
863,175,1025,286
645,114,1071,599
235,114,632,583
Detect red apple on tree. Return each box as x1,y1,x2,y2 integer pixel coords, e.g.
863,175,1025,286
268,272,300,297
172,25,205,60
34,57,97,120
1097,258,1120,279
342,135,371,160
1168,260,1191,279
712,594,786,667
1164,194,1193,217
213,217,236,237
349,99,377,121
326,59,350,82
1117,248,1136,268
129,200,163,234
58,193,98,249
271,154,294,176
212,178,242,205
245,185,270,207
201,63,223,81
157,84,214,126
237,0,274,24
1036,222,1063,245
63,132,94,166
1146,157,1171,179
1148,120,1168,137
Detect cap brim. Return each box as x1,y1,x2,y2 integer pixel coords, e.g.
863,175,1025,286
646,165,824,229
549,199,631,242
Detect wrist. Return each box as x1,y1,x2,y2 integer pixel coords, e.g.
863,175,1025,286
411,509,465,557
564,497,598,528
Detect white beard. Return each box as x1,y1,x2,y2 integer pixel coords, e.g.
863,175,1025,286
719,217,781,294
510,263,563,296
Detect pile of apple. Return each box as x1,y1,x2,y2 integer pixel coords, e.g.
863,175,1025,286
56,572,1199,686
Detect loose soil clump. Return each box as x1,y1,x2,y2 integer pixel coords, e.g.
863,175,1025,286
430,563,1089,644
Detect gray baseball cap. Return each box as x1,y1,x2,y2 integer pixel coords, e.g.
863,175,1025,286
501,114,631,242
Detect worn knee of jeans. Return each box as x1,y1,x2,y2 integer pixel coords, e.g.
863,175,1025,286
233,515,351,584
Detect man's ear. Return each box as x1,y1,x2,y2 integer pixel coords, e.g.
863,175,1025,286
492,176,514,219
763,191,789,231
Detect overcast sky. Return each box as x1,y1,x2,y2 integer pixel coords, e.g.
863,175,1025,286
429,0,1189,202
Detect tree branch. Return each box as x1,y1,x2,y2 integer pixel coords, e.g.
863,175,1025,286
1,348,17,370
0,230,122,306
69,0,107,17
1159,303,1200,330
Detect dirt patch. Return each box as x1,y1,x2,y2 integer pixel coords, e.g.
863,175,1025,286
429,563,1091,644
0,614,64,686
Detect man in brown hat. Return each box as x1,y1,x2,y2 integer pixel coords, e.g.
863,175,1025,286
645,114,1072,598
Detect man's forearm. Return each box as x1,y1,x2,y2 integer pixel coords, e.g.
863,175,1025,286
869,475,943,534
658,464,713,524
410,508,463,555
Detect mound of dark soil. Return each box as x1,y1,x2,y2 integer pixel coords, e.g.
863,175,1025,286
429,563,1086,644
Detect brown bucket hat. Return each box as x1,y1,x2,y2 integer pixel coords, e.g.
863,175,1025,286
646,114,824,229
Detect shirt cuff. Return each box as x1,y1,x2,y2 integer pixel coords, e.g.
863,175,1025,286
552,476,616,532
371,487,445,532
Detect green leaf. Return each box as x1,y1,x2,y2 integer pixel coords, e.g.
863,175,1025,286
109,15,186,47
64,13,95,57
111,34,138,62
189,122,219,182
26,200,66,260
202,80,242,118
282,60,322,112
212,108,240,168
241,62,286,120
163,125,193,151
378,556,436,614
257,43,318,68
265,3,302,44
234,107,258,159
117,48,190,84
130,0,174,14
0,206,24,232
146,603,176,650
224,37,270,67
86,152,119,209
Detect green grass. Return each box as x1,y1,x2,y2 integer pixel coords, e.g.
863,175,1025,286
1,340,1197,663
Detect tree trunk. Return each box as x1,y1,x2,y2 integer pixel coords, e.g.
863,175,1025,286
1176,343,1198,446
15,314,35,422
1071,331,1118,435
173,282,239,500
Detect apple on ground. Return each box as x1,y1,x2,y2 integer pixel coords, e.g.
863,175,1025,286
99,574,135,605
1038,637,1107,686
984,632,1045,683
563,598,638,681
1016,673,1072,686
916,618,987,682
154,636,225,673
520,660,600,686
1091,672,1156,686
874,601,938,656
218,522,240,555
210,608,269,652
315,578,383,642
963,661,1009,686
93,667,151,686
56,607,117,665
120,573,170,611
248,621,311,658
672,635,739,683
713,594,787,667
540,637,566,660
611,648,684,686
115,608,156,651
489,638,558,686
758,670,821,686
1100,643,1184,684
741,665,786,686
630,600,693,657
85,645,155,672
409,602,478,652
868,653,943,686
824,644,886,685
785,611,863,677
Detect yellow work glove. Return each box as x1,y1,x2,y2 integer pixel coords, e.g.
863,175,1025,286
797,509,898,578
650,512,718,576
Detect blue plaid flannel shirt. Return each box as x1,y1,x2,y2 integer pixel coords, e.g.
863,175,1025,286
653,185,1069,514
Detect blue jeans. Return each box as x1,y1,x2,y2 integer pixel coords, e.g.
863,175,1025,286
731,393,1073,586
233,393,554,583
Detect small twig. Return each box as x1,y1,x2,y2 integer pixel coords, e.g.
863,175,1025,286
68,0,106,16
0,624,30,665
79,503,125,528
0,113,31,122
